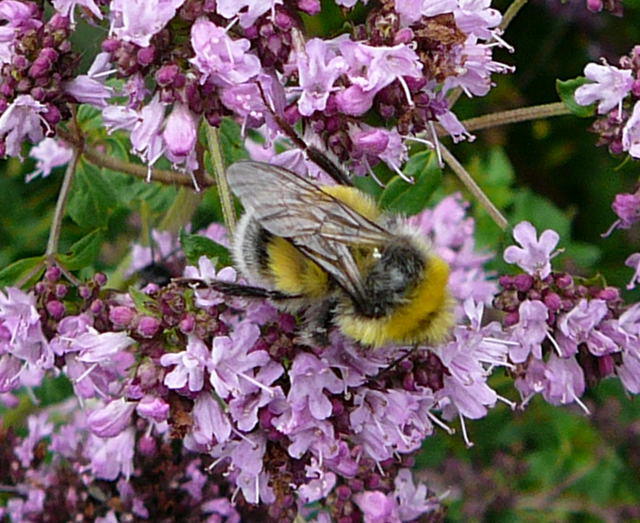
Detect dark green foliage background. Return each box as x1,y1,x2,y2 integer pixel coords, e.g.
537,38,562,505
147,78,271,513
2,0,640,519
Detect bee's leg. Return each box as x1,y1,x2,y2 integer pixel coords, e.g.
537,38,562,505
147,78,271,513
174,278,300,302
368,345,420,384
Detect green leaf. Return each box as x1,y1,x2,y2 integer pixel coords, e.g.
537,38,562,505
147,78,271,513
57,228,105,270
128,285,156,315
218,118,249,165
68,160,121,229
379,151,442,215
179,230,232,267
0,256,45,288
512,189,571,240
556,77,596,118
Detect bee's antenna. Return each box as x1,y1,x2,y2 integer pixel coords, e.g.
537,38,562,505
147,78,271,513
255,80,353,187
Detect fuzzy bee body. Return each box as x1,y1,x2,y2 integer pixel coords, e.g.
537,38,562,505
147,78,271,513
228,162,453,348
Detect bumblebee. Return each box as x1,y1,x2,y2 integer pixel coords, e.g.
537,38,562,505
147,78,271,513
227,161,453,348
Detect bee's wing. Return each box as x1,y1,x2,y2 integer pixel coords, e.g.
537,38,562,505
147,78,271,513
227,161,392,304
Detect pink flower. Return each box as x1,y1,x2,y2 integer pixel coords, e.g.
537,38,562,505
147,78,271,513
622,101,640,158
353,491,400,523
394,0,456,26
216,0,282,28
162,102,197,159
509,300,549,363
454,0,502,40
130,95,166,167
63,53,113,108
110,0,185,47
626,253,640,290
575,62,633,114
503,221,559,278
52,0,102,23
444,37,514,97
0,95,46,158
160,335,211,392
88,428,136,480
296,38,347,116
189,391,232,446
26,138,73,182
394,469,438,520
87,398,136,437
542,354,586,409
190,17,261,86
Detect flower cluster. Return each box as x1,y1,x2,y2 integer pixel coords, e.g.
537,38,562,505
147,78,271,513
0,195,508,521
0,0,512,182
575,46,640,158
495,221,640,411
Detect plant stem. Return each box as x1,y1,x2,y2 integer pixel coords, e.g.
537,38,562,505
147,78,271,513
500,0,528,32
440,145,509,231
457,102,571,134
58,128,206,189
46,148,80,256
205,124,237,234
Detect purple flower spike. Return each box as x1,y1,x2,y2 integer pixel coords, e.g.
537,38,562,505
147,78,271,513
503,221,559,278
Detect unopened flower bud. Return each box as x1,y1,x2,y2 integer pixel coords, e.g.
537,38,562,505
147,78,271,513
394,27,414,44
94,273,107,287
90,299,103,314
598,286,620,301
48,14,70,31
45,266,61,282
498,275,514,289
110,306,135,327
137,46,155,67
43,105,61,126
101,38,120,53
46,300,65,319
137,316,161,338
155,64,179,86
336,485,351,500
275,11,293,30
55,284,68,298
136,395,169,422
298,0,321,14
504,311,519,326
555,273,573,289
179,314,195,333
513,273,534,292
543,292,562,311
586,0,603,11
78,286,91,299
142,283,160,294
138,434,157,457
